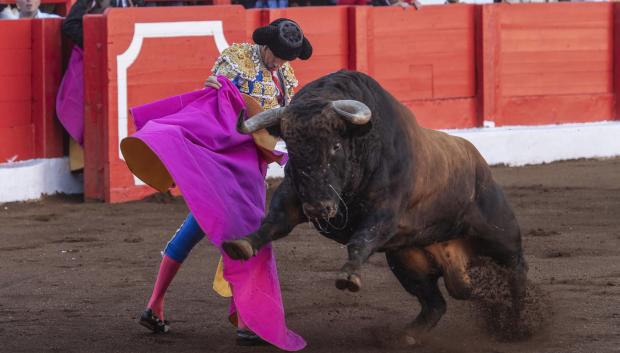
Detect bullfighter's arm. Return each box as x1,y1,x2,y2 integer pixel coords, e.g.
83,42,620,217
210,56,239,85
222,177,306,259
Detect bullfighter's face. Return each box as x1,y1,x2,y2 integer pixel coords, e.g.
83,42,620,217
261,47,288,72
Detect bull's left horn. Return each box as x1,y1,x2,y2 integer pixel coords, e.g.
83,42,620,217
237,107,285,134
331,100,372,125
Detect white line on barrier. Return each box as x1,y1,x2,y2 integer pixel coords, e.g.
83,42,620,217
116,21,230,186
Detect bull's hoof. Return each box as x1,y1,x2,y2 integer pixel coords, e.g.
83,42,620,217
222,239,254,260
368,325,424,348
402,334,420,346
443,267,473,300
335,272,362,292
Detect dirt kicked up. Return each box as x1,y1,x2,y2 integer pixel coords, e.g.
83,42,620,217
1,158,620,353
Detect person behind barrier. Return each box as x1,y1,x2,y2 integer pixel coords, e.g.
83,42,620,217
63,0,141,48
57,0,142,173
292,0,337,6
334,0,366,5
0,4,18,18
371,0,421,8
233,0,257,8
254,0,289,8
17,0,60,18
0,0,60,19
138,18,312,347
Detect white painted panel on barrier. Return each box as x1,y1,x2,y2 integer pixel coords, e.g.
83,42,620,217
3,122,619,201
0,157,83,203
448,121,620,166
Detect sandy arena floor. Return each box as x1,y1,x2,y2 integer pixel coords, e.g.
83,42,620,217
1,158,619,353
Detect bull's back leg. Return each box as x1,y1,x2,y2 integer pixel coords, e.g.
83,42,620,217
467,180,528,333
424,239,474,300
385,247,446,341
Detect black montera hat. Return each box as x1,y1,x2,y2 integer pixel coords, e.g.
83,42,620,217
252,18,313,61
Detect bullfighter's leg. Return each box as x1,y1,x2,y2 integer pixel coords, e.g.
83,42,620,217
140,213,205,333
385,248,446,343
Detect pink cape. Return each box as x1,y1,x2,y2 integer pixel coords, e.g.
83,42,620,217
56,46,85,146
127,77,305,351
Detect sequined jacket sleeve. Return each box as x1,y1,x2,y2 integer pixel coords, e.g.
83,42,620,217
211,51,242,85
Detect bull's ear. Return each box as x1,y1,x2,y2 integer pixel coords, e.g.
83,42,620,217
266,124,283,138
345,120,372,138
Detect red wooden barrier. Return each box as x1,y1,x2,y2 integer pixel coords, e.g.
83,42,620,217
32,19,65,159
0,19,64,163
615,2,620,121
83,6,246,202
245,8,263,41
265,6,352,87
68,3,619,203
490,3,615,126
83,14,108,200
353,5,480,129
0,20,32,162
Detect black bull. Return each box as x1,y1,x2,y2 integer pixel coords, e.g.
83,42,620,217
223,70,527,339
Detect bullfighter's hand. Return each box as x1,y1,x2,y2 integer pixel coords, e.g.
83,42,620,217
204,75,222,89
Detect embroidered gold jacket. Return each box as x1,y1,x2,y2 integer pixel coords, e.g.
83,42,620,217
211,43,298,110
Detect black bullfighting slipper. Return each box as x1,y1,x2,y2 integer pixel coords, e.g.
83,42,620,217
236,328,268,346
139,309,170,333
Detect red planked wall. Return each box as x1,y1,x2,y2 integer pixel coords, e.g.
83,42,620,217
493,3,615,126
77,3,620,202
84,6,247,202
0,20,33,162
265,6,352,88
354,5,480,129
0,19,64,163
2,3,620,202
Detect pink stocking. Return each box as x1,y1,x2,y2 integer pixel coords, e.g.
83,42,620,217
146,255,181,320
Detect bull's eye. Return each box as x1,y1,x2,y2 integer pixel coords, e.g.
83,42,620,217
331,143,342,155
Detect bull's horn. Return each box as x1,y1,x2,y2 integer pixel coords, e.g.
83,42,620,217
331,100,372,125
237,106,285,134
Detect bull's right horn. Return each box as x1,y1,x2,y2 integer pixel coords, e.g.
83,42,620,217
331,100,372,125
237,106,285,134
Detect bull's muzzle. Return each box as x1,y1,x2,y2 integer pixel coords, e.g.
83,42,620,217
302,201,338,219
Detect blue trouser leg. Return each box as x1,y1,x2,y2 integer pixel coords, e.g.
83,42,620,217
163,213,205,263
